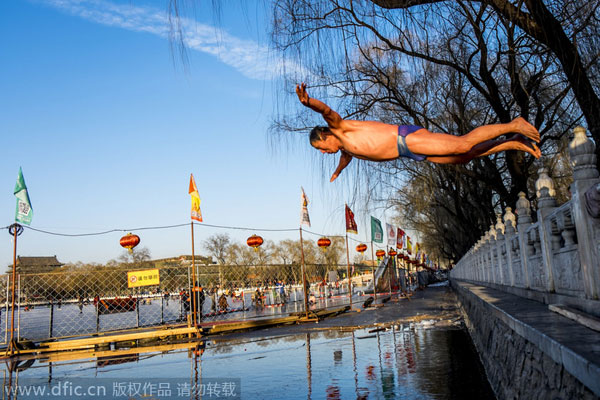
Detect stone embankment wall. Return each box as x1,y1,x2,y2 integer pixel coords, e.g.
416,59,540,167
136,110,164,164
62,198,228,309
452,281,597,399
450,127,600,398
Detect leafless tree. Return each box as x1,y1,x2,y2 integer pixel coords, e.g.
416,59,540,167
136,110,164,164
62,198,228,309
271,0,584,260
118,246,151,265
369,0,600,162
203,233,232,264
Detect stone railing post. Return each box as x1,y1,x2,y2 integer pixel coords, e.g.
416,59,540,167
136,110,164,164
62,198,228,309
476,240,483,281
516,192,532,288
487,227,495,284
536,165,558,293
495,215,505,285
568,126,600,300
503,207,517,286
482,232,490,283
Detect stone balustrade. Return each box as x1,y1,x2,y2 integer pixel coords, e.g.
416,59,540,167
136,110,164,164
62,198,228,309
451,127,600,307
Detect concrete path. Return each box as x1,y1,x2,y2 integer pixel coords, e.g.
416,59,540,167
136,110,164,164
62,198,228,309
214,284,462,341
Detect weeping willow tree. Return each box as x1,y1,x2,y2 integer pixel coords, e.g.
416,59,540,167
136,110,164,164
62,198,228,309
165,0,594,261
269,0,583,261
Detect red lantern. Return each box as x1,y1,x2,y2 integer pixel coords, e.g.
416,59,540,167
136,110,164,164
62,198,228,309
317,237,331,251
247,235,264,252
356,243,367,253
375,250,386,259
120,233,140,253
388,249,397,257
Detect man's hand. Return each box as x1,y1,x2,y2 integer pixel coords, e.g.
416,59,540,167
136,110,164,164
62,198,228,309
330,151,352,182
296,83,310,106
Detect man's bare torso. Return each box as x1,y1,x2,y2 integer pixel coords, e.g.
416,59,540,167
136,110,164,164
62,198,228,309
331,120,400,161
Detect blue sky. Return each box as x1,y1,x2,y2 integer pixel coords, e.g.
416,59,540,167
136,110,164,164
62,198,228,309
1,0,397,267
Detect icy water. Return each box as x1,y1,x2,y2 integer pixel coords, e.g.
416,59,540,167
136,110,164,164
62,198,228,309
1,324,495,399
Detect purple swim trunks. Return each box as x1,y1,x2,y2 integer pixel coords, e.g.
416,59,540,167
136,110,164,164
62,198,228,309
397,125,426,161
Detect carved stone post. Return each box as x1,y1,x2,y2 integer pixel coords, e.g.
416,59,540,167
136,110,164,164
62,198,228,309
495,215,505,285
516,192,532,288
536,165,558,293
476,240,483,282
487,227,496,284
568,126,600,299
483,232,491,283
504,207,517,286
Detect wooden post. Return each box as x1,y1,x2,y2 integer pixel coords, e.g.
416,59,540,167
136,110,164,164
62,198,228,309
8,224,19,355
161,295,164,324
48,302,54,338
190,222,197,327
136,298,140,328
371,241,377,300
345,233,352,307
299,228,309,319
388,250,393,296
96,301,100,332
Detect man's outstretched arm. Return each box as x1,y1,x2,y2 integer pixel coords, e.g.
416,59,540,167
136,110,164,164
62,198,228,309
330,151,352,182
296,83,343,129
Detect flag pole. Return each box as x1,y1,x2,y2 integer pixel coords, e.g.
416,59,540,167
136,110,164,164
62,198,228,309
370,240,376,301
345,233,352,308
190,222,197,328
8,224,19,355
299,227,309,319
388,248,393,297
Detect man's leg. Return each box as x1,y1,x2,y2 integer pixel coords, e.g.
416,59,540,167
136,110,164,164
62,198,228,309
427,135,540,164
406,117,540,157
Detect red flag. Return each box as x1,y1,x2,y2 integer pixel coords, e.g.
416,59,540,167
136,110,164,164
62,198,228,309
396,228,405,249
345,204,358,234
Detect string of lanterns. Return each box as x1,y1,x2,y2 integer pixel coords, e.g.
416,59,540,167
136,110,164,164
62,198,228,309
117,233,428,268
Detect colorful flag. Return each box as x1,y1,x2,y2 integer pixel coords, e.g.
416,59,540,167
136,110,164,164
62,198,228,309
345,204,358,234
14,167,33,225
386,223,396,246
370,216,383,243
189,174,203,222
300,187,311,227
396,228,405,249
407,236,412,254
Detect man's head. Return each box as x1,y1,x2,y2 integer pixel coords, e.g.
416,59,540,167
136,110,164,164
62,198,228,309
310,126,340,153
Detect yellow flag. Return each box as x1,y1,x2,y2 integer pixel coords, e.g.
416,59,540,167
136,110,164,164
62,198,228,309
189,174,203,222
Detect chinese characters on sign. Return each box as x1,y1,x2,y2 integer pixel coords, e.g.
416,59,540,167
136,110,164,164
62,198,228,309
127,269,160,288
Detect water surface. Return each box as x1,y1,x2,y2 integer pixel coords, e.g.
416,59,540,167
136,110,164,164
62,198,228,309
2,323,494,399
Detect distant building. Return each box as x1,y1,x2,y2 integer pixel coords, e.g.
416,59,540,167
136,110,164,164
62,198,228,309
9,256,64,274
152,255,214,267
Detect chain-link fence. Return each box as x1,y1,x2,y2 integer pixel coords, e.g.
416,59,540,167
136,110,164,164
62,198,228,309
0,260,411,345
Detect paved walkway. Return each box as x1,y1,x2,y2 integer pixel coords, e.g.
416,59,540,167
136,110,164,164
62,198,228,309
215,283,462,340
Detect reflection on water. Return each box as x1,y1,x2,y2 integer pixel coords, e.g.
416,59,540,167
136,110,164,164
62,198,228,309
1,324,494,399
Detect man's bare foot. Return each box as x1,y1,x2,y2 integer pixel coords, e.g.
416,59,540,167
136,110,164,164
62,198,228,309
505,134,541,158
512,117,540,143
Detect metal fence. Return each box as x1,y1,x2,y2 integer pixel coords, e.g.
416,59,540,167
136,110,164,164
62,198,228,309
0,261,400,344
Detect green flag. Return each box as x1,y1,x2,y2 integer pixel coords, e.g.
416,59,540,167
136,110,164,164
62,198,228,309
370,216,383,243
14,167,33,225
